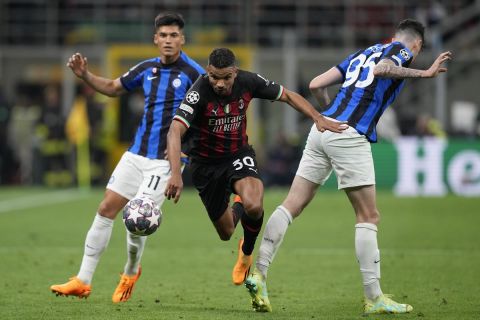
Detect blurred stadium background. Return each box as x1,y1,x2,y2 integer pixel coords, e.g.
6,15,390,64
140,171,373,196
0,0,479,195
1,2,480,319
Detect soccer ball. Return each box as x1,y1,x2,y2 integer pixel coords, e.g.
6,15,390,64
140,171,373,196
122,197,162,236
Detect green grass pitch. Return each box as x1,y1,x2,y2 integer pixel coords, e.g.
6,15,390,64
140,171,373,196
0,187,479,319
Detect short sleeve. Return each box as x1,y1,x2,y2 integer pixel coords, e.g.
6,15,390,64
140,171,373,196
120,62,145,91
250,72,283,101
382,42,413,67
173,77,204,129
336,50,362,80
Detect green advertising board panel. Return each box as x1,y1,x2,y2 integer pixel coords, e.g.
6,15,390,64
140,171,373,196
323,137,480,196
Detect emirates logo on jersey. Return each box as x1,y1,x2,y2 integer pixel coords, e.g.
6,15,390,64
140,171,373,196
209,115,246,132
186,91,200,104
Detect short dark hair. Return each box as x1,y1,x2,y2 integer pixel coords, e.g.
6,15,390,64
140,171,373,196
154,12,185,31
396,19,425,47
208,48,236,68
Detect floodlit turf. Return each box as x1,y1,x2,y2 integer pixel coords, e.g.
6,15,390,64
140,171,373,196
0,187,479,319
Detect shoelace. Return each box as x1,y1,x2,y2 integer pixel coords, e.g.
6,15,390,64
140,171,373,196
119,275,135,288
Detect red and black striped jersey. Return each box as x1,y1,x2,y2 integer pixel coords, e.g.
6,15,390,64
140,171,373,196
173,70,283,162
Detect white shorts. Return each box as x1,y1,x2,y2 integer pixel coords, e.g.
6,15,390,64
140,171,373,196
296,125,375,189
107,151,179,206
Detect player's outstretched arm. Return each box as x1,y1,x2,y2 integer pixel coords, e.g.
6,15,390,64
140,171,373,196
66,52,126,97
309,67,344,106
373,51,452,79
279,88,348,133
165,120,187,203
423,51,453,78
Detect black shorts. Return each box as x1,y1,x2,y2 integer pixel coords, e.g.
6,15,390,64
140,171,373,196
190,148,261,221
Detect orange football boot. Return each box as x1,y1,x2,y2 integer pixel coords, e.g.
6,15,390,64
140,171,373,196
50,277,91,299
112,266,142,303
233,194,242,204
232,238,253,285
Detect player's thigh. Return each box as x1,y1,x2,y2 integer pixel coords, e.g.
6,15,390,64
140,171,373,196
282,175,320,218
106,152,144,201
296,125,333,185
229,149,264,212
324,127,375,189
233,176,263,200
191,161,230,222
233,176,264,214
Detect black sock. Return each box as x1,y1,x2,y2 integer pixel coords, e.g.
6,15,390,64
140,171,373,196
241,211,264,256
232,202,244,227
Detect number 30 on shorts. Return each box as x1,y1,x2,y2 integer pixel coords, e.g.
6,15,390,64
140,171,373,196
232,156,255,171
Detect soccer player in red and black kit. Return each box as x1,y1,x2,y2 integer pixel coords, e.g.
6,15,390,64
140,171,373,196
165,48,348,285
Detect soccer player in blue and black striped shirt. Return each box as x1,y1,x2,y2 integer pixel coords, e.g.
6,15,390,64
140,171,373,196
51,12,205,303
247,19,452,314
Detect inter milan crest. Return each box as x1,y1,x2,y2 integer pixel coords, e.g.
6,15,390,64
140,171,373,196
172,78,181,88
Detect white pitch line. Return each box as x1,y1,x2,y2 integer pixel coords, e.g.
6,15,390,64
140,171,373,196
0,189,91,214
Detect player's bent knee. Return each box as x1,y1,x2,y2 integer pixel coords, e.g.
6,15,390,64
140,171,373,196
218,230,233,241
243,202,264,218
97,201,120,219
364,210,380,225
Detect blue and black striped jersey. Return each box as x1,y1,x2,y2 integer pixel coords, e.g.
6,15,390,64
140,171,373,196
120,51,205,159
323,42,413,142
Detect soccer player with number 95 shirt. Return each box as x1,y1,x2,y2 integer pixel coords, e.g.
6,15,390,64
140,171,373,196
165,48,348,287
245,19,452,314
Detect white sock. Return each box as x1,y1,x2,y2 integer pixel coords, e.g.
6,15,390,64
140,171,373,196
256,205,293,278
355,223,382,300
123,232,146,276
77,213,114,284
